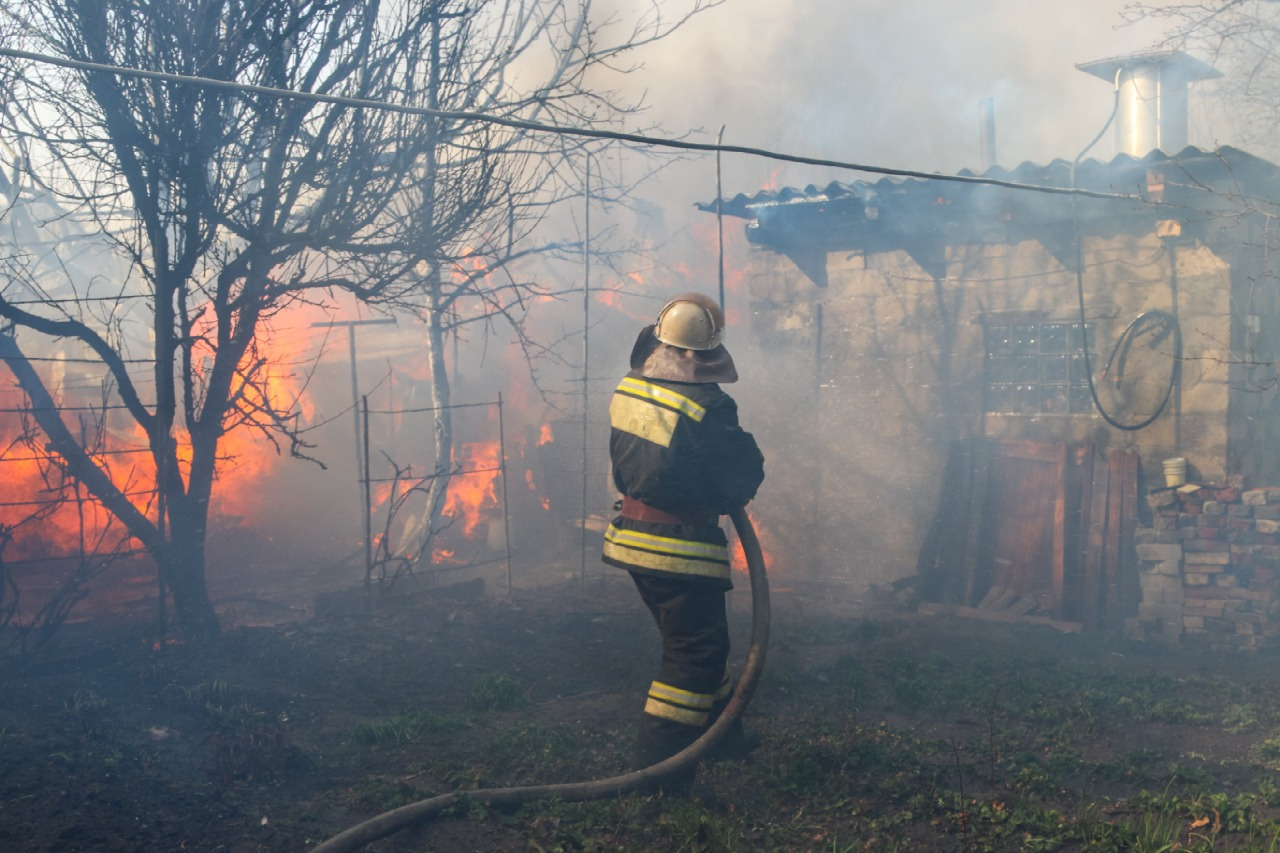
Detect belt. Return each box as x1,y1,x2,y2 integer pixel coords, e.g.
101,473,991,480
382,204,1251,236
620,496,717,527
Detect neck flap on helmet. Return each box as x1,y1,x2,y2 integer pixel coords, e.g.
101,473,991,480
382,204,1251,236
628,325,738,384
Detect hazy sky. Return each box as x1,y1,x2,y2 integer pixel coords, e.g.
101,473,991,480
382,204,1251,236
622,0,1179,202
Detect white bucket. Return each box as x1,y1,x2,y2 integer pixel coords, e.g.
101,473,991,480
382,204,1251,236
1163,457,1187,488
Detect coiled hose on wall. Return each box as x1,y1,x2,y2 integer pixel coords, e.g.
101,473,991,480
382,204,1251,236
312,506,770,853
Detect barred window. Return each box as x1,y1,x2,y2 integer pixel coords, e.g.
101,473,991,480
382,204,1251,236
983,320,1094,414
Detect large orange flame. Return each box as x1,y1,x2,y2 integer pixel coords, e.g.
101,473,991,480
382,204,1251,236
440,441,501,538
0,298,332,559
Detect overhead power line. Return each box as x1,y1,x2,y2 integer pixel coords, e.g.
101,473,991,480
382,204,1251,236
0,45,1140,203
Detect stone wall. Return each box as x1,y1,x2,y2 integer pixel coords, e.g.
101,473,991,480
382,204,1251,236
1133,479,1280,650
742,231,1235,588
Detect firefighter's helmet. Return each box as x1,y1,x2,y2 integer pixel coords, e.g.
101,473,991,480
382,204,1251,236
653,292,724,351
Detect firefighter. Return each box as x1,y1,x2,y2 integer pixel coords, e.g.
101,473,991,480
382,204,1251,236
603,292,765,789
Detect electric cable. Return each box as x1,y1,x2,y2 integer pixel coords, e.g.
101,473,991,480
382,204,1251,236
310,505,770,853
0,45,1136,202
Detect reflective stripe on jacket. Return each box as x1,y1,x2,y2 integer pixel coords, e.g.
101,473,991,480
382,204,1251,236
603,372,764,588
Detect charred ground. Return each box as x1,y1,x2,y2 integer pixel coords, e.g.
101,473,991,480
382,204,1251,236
5,573,1280,852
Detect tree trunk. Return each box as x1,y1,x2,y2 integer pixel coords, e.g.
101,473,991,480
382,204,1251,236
412,284,453,567
411,27,450,569
161,529,220,642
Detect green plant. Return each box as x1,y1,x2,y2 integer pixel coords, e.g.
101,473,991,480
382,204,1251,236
61,689,108,735
162,679,232,705
1092,746,1174,784
1257,733,1280,767
465,672,528,712
351,710,466,746
488,722,611,782
655,798,733,852
1223,702,1264,732
1256,774,1280,806
1128,806,1191,853
205,699,268,735
350,776,422,812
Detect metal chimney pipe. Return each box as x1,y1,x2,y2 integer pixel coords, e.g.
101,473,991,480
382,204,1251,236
1077,50,1220,157
978,97,997,171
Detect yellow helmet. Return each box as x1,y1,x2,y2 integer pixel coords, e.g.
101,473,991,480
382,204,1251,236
653,292,725,351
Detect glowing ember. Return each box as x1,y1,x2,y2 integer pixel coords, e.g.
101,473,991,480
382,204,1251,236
537,423,554,445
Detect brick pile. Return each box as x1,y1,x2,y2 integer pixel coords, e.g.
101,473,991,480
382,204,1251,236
1133,479,1280,651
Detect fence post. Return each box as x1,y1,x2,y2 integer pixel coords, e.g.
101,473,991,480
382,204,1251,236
497,394,512,594
580,156,591,586
362,394,373,609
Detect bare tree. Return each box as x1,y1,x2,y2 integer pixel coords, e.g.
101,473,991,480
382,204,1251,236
1126,0,1280,160
0,0,718,640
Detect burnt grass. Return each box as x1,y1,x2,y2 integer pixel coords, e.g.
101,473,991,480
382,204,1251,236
6,577,1280,852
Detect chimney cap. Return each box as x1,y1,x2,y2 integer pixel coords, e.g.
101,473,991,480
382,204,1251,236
1077,49,1221,83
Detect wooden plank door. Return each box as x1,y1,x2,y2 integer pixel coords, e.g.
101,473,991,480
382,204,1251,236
973,439,1069,616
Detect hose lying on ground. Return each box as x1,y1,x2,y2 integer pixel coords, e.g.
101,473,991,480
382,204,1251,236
312,506,771,853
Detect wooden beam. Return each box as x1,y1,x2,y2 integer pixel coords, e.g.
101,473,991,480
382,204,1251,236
1082,445,1110,630
961,439,991,607
1104,449,1125,627
1120,450,1140,618
918,601,1084,633
1051,441,1067,620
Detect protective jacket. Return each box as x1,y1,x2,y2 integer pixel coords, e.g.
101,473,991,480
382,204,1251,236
602,370,765,590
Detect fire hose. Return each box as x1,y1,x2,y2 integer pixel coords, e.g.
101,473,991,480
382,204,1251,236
312,506,770,853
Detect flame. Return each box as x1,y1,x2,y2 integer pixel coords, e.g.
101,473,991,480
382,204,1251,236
440,441,501,537
596,288,624,309
591,275,650,323
730,509,776,574
172,298,330,520
0,296,334,559
0,430,132,558
521,441,554,513
761,166,783,192
450,248,494,293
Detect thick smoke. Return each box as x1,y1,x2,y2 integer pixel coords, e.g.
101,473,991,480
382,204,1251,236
636,1,1175,176
2,1,1252,619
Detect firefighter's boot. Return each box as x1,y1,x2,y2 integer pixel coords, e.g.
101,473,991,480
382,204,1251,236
631,713,699,794
704,699,759,761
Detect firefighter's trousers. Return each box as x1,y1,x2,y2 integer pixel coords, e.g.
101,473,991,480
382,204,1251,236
629,572,731,772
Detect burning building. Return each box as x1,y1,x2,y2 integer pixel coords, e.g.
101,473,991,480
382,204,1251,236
706,51,1280,634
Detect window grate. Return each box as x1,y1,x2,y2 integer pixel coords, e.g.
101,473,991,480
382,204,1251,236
983,321,1094,415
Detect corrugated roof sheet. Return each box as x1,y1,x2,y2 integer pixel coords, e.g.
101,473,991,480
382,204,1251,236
697,146,1280,220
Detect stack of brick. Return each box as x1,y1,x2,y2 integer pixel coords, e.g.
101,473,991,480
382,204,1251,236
1133,480,1280,651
